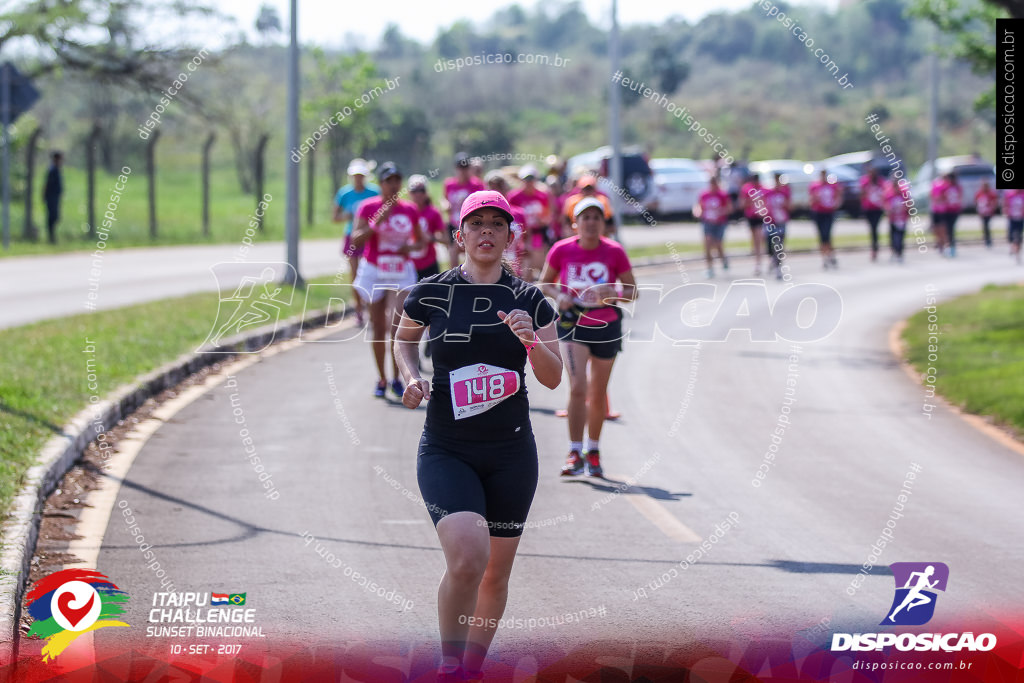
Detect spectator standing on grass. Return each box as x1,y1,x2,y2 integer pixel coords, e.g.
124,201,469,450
42,151,64,245
1001,187,1024,264
740,172,766,275
860,166,886,262
695,175,731,278
443,153,485,269
942,172,963,258
884,178,909,263
333,159,380,326
975,179,999,249
809,169,843,270
930,174,950,256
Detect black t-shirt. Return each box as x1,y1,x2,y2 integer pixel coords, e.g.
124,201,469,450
403,267,557,440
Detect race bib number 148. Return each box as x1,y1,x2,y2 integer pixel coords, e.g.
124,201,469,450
450,363,520,420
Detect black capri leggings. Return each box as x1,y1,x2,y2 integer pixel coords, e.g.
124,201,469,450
864,209,883,252
813,211,835,245
417,429,539,538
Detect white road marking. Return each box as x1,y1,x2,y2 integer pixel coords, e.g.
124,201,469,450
605,473,702,543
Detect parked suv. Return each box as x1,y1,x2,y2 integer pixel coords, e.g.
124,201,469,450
566,146,655,216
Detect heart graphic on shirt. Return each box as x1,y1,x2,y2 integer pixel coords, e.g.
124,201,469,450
583,263,610,284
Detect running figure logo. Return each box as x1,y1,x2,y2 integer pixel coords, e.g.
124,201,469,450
200,263,296,353
882,562,949,626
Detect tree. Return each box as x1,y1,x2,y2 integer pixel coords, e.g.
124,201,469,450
304,49,391,190
0,0,220,98
191,46,283,194
646,42,689,95
255,4,282,43
911,0,1006,110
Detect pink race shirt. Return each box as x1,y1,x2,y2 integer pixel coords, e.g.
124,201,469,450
930,179,949,214
942,183,963,212
508,187,552,233
444,177,485,227
1004,189,1024,220
698,189,731,224
766,186,790,223
355,197,420,271
975,189,998,217
410,204,446,271
545,236,632,326
885,186,909,226
860,176,886,210
809,181,841,212
741,181,763,218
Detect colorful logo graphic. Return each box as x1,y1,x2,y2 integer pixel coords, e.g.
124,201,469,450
26,568,129,661
882,562,949,626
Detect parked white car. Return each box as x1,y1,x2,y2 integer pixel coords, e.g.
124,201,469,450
649,158,710,216
748,159,815,213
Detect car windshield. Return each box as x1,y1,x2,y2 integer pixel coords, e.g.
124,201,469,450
654,167,706,177
950,166,994,178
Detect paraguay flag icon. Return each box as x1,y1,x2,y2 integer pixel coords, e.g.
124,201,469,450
882,562,949,626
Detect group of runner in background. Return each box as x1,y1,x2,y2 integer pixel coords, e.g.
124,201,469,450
333,153,634,479
331,153,1022,465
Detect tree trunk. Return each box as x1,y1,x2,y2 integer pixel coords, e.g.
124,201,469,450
254,133,270,231
306,146,314,226
86,124,101,239
202,132,215,237
230,129,254,195
146,129,161,238
23,127,42,241
328,131,342,194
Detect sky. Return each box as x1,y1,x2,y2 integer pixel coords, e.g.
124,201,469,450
205,0,839,49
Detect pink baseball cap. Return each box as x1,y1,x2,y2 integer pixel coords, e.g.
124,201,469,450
459,190,515,225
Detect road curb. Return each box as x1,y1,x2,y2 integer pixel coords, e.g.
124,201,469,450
0,305,344,664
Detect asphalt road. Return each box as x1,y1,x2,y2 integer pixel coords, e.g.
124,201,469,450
14,242,1023,678
0,214,986,330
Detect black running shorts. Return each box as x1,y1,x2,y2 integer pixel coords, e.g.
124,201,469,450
416,429,539,538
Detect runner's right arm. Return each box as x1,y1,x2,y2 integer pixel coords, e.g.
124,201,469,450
395,312,430,409
351,216,372,248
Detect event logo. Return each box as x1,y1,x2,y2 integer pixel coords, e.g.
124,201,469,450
883,562,949,626
832,561,995,653
25,568,129,661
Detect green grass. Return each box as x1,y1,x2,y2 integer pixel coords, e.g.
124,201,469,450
1,138,352,256
0,277,351,520
902,284,1024,437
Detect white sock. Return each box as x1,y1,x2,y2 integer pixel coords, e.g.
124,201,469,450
585,438,600,452
570,441,583,454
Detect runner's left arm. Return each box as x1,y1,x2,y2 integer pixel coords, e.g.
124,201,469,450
497,309,562,389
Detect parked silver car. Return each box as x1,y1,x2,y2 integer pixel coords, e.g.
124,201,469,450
649,158,709,216
911,155,996,212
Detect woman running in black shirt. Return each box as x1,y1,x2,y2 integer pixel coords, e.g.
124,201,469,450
394,190,562,681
